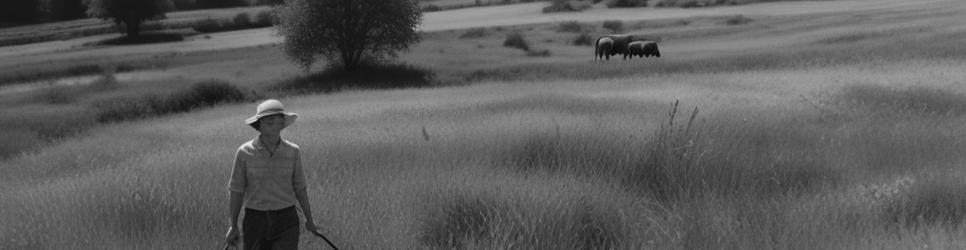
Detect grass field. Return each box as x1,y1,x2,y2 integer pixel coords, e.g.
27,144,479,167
2,0,966,249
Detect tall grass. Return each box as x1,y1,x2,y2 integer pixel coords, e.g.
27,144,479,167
3,64,966,248
3,2,966,249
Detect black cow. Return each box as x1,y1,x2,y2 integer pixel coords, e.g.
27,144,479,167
625,40,660,59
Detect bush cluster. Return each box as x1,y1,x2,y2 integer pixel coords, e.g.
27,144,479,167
652,0,756,8
607,0,649,7
724,15,754,25
192,11,274,33
556,21,585,33
602,20,623,32
573,33,594,46
526,49,552,57
422,4,443,12
503,32,530,51
459,28,487,39
272,63,435,93
542,0,593,13
94,80,247,122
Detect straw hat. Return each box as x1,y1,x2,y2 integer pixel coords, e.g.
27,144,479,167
245,99,298,128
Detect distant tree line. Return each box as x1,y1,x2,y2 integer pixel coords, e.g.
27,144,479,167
0,0,280,24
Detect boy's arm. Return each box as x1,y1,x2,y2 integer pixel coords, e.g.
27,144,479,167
226,149,247,243
292,149,319,231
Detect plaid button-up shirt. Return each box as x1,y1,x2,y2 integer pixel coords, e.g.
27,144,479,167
229,137,307,211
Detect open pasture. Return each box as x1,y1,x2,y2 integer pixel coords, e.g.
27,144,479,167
2,0,966,249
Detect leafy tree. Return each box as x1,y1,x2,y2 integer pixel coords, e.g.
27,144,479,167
87,0,173,38
47,0,88,21
171,0,198,10
1,0,42,23
276,0,423,71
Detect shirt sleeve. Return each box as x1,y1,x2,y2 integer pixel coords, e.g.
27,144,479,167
292,148,307,190
228,148,247,193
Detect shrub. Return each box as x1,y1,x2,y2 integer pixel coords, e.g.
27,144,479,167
654,0,736,8
91,32,186,45
89,69,120,91
192,18,223,33
93,95,164,122
557,21,584,33
573,33,594,46
459,28,487,39
192,13,272,33
93,80,247,122
526,49,552,57
503,32,530,51
422,4,442,12
165,80,247,113
272,63,435,93
232,13,252,28
602,20,623,32
724,15,753,25
607,0,648,7
543,0,592,13
679,0,702,8
254,10,274,27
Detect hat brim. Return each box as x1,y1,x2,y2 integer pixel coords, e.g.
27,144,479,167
245,112,298,128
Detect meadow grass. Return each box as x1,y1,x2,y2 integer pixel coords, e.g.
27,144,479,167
3,1,966,249
2,55,966,249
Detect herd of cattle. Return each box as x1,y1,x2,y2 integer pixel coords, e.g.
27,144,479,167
594,34,661,61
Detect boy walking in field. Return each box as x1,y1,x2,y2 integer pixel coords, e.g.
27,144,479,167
226,99,321,250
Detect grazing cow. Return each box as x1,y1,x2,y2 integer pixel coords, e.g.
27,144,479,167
625,40,660,59
594,34,634,61
595,37,614,61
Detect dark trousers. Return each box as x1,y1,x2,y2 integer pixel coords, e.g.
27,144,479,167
243,206,299,250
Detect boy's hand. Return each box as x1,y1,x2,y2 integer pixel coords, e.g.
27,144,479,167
225,226,240,245
305,221,321,235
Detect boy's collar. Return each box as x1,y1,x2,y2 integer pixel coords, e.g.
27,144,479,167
253,136,282,150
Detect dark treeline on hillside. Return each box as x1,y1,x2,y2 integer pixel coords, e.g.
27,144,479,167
542,0,839,13
0,0,281,25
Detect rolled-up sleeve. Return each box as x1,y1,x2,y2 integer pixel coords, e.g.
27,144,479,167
292,149,307,190
228,149,246,193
